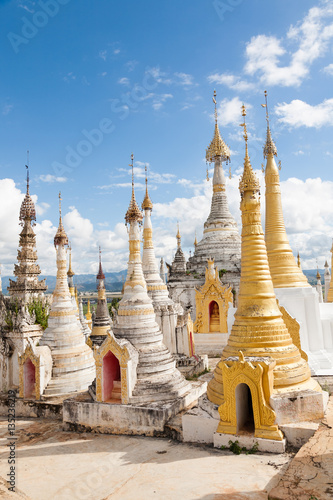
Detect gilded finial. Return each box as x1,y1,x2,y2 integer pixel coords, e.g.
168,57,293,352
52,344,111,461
262,90,277,158
229,166,232,180
239,105,260,195
206,166,209,181
205,90,231,164
316,261,321,280
297,251,301,269
278,160,282,171
142,164,153,210
125,153,143,225
67,243,75,277
54,191,68,247
194,231,198,248
176,222,181,249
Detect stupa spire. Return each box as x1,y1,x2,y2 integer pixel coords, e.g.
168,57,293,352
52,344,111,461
88,247,111,347
125,154,143,226
176,223,181,249
207,105,315,406
142,164,153,211
8,160,47,300
205,90,231,165
262,91,309,288
54,192,68,247
326,240,333,302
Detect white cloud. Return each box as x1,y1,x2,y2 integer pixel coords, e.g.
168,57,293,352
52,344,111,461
323,63,333,75
210,3,333,89
35,202,50,216
244,3,333,87
2,104,13,116
207,73,254,92
125,60,138,72
38,174,68,183
174,72,195,86
63,72,76,83
275,98,333,128
99,50,107,61
118,77,130,86
217,97,252,127
152,93,173,111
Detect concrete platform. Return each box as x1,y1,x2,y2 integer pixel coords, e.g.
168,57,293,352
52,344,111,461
63,380,207,436
269,394,333,500
0,393,64,420
0,417,293,500
214,432,286,454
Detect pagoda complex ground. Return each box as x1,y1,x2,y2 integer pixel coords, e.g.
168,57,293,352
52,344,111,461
0,363,332,500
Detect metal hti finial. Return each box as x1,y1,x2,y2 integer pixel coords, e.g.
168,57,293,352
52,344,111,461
25,150,30,194
240,104,248,145
213,90,217,124
262,90,277,158
59,191,62,218
145,164,148,188
130,153,134,189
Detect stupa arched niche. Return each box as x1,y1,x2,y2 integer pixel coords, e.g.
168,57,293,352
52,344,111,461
93,333,138,404
194,259,233,334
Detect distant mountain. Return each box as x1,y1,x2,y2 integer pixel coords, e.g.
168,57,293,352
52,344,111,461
1,270,127,294
1,269,325,294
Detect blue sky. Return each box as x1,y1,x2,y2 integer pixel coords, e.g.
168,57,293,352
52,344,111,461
1,0,333,276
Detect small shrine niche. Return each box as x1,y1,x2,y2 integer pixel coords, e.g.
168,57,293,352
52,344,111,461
23,358,36,399
102,351,121,402
194,259,233,334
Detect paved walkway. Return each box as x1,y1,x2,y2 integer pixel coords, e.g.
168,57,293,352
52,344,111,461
0,418,291,500
269,395,333,500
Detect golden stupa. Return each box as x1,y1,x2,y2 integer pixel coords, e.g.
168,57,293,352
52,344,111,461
263,91,309,288
207,106,319,416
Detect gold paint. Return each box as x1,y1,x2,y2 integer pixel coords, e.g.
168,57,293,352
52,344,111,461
147,284,168,291
49,310,76,317
18,342,41,400
143,228,153,249
213,184,225,193
125,154,143,225
194,259,232,334
94,332,130,404
206,90,231,164
118,308,153,316
207,108,318,414
217,351,283,441
263,92,309,288
86,299,92,329
90,325,111,336
124,280,146,289
187,312,195,356
278,303,308,361
142,165,153,210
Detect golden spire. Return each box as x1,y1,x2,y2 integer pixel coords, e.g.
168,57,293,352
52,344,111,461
142,164,153,210
67,244,75,277
316,266,321,281
125,153,143,225
239,105,260,195
54,191,69,247
262,92,309,288
194,231,198,248
297,251,301,268
207,113,315,406
205,90,231,164
262,90,277,158
176,222,181,249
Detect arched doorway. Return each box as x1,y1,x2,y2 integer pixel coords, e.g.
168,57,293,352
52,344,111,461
23,358,36,399
102,351,121,402
235,383,255,434
209,301,220,332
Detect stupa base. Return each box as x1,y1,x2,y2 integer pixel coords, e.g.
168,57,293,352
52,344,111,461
214,432,286,453
274,287,333,374
63,380,207,436
182,389,329,452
